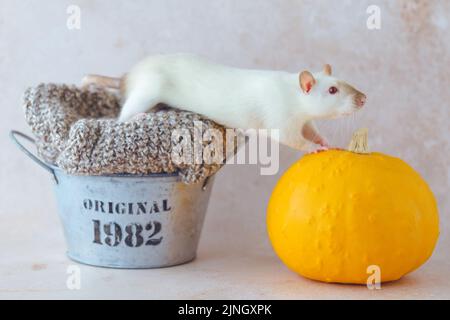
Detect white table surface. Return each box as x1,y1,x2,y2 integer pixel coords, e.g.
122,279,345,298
1,169,449,300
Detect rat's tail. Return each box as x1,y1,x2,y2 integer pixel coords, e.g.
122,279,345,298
81,74,122,89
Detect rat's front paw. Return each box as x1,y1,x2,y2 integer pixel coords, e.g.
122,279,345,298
312,135,329,148
309,146,329,154
308,146,345,154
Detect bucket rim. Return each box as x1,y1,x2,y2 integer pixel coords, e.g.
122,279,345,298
49,163,181,179
10,130,181,179
10,130,212,184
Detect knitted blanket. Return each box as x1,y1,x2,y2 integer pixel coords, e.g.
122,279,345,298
23,83,238,183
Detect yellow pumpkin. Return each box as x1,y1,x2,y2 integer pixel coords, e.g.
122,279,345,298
267,129,439,284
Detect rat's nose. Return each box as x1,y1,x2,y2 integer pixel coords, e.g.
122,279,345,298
355,94,366,108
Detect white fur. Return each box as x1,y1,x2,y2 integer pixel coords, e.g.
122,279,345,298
119,54,364,150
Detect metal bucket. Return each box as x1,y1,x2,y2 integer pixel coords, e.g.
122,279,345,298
10,130,214,269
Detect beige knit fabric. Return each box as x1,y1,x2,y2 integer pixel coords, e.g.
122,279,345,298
23,83,238,183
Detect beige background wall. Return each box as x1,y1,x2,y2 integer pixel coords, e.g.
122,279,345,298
0,0,449,298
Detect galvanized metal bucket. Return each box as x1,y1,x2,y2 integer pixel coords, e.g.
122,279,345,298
10,130,215,269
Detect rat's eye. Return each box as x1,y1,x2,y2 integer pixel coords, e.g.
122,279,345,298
329,86,338,94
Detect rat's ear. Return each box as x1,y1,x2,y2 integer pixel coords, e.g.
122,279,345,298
299,71,316,94
323,64,332,76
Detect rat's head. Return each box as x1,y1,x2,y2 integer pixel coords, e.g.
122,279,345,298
298,64,366,119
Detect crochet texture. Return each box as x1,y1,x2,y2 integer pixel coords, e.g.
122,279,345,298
23,83,237,183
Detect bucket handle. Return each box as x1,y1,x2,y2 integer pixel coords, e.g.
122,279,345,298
9,130,58,184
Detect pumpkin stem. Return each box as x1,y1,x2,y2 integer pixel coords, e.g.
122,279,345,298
348,128,370,154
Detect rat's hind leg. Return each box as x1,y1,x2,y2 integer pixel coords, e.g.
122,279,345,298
117,89,160,122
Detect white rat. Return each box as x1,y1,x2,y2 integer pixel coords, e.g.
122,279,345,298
82,54,366,150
